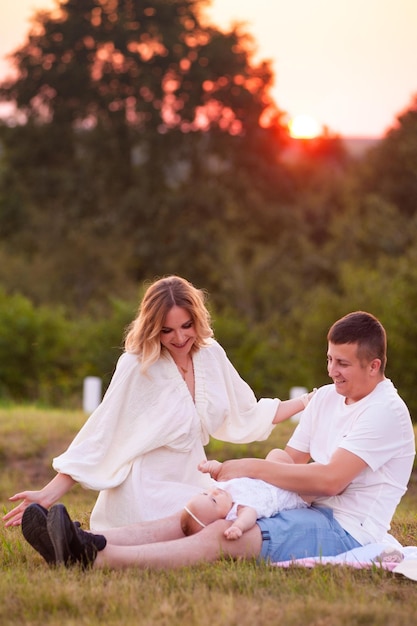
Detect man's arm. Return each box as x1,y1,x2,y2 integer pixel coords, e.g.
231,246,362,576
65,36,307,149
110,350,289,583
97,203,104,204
212,448,368,497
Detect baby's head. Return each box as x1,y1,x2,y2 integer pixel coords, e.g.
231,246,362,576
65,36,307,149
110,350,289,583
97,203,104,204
180,487,233,536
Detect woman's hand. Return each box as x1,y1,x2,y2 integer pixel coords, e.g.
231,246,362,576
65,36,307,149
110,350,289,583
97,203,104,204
3,473,75,527
3,491,47,527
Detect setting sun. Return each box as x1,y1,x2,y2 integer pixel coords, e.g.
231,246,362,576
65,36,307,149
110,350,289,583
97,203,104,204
288,114,322,139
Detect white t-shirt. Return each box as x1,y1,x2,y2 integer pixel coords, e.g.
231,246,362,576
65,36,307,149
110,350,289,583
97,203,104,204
217,477,308,521
288,379,415,544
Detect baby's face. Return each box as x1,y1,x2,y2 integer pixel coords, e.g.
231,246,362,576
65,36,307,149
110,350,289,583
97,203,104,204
190,487,233,526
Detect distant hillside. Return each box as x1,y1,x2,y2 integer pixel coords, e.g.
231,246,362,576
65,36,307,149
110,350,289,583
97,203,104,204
342,137,381,158
281,136,382,163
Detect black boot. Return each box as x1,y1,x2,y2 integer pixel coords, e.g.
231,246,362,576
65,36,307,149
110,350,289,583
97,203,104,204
47,503,106,568
22,503,55,565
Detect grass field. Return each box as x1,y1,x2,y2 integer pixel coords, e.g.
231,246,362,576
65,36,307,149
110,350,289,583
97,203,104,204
1,407,417,626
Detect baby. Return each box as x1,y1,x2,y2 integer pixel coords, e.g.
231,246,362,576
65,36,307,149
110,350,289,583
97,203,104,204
181,449,313,540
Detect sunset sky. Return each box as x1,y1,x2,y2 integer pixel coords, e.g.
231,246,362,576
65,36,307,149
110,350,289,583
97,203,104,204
1,0,416,138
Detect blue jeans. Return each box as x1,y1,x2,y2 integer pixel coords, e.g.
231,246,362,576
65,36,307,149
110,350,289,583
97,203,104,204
257,505,361,563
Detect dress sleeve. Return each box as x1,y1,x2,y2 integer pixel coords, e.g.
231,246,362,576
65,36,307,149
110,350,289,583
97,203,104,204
53,353,198,490
195,341,279,444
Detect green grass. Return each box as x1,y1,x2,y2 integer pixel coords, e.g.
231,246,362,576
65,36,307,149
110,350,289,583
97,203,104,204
1,407,417,626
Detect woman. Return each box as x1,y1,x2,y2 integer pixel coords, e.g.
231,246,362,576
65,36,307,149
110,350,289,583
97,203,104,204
4,276,311,530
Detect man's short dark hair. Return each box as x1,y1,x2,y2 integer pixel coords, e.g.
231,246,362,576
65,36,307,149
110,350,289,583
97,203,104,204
327,311,387,372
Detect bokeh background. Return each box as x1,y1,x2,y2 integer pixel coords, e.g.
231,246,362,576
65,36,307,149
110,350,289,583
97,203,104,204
0,0,416,419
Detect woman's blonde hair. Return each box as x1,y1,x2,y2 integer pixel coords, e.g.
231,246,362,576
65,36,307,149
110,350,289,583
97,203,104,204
124,276,213,372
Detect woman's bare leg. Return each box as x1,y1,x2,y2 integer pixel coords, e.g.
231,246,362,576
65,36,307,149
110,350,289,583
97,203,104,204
95,512,184,546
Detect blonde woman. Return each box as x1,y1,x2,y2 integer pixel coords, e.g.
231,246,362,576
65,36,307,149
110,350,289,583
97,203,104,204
4,276,311,531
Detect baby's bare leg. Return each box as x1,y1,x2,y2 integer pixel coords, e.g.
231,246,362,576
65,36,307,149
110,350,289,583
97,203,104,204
265,449,315,504
265,449,294,464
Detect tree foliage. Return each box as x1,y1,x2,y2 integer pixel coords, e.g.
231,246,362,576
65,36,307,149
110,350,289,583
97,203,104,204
0,0,289,311
0,0,277,185
0,290,77,403
1,2,417,418
357,95,417,217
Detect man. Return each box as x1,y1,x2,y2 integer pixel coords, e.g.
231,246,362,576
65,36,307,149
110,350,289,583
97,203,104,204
22,311,415,569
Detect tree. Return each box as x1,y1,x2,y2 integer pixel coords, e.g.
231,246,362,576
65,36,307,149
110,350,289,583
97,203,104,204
357,94,417,217
324,193,412,268
0,0,278,189
0,290,79,403
0,0,290,310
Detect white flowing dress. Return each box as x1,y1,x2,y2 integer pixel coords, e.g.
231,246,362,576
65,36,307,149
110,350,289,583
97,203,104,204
53,339,279,530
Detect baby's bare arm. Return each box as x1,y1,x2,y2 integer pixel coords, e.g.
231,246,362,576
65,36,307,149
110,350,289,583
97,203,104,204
198,459,222,478
224,505,258,540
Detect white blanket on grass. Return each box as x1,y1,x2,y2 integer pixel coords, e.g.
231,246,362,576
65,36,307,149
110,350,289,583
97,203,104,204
272,543,417,580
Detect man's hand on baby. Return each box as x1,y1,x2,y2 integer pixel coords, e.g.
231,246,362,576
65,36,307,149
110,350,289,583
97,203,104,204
224,525,242,540
198,459,223,479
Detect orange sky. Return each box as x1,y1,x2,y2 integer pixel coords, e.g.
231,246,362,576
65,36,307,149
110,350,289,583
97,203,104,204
1,0,417,137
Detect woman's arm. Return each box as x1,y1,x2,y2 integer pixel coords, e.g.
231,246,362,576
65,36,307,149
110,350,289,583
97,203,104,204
272,389,317,424
3,473,76,527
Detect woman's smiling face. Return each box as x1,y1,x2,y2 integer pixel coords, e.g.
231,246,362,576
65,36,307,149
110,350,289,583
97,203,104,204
159,306,197,357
